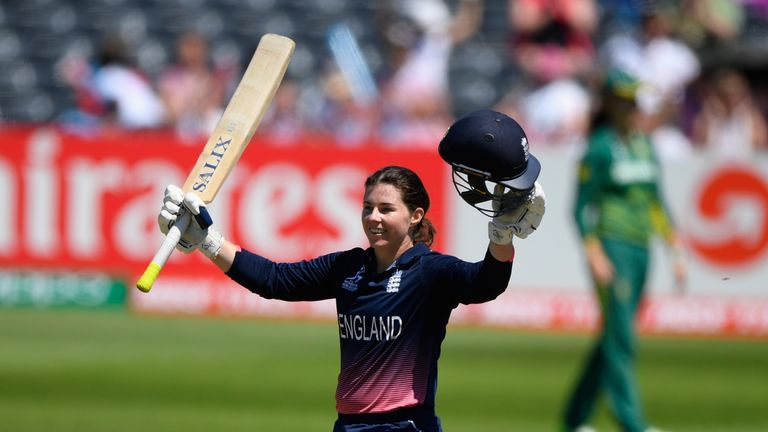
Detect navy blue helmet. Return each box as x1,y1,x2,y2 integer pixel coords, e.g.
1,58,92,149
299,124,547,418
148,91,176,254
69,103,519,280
439,109,541,217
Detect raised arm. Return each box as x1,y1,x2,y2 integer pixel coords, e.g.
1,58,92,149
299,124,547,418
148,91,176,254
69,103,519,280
157,185,338,301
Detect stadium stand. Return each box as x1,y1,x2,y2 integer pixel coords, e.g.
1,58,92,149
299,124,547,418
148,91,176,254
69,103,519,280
0,0,765,129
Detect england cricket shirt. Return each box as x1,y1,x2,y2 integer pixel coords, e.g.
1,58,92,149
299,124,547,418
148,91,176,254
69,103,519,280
226,242,512,415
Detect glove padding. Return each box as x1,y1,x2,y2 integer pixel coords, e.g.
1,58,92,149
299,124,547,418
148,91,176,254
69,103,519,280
488,181,546,244
157,185,224,259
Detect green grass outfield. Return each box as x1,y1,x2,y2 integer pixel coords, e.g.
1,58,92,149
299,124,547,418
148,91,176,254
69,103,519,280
1,309,766,432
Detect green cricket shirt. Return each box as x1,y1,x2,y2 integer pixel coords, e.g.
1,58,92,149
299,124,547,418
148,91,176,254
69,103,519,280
573,125,675,247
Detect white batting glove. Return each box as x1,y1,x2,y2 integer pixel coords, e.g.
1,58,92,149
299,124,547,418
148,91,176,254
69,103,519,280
157,185,225,259
158,185,185,236
488,181,546,244
182,191,224,260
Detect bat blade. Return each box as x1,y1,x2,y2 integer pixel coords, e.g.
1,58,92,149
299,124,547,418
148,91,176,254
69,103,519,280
136,33,295,293
184,33,295,203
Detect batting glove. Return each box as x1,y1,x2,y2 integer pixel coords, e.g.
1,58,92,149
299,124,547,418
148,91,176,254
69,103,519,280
488,181,546,245
158,185,184,236
182,191,225,260
157,185,225,259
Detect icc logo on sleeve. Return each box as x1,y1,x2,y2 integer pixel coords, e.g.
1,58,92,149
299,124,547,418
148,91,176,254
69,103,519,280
342,266,365,292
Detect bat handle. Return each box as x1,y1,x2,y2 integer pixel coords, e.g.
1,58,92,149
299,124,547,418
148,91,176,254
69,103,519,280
136,213,191,293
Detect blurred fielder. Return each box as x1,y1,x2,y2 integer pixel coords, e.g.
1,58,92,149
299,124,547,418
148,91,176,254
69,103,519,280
563,69,687,432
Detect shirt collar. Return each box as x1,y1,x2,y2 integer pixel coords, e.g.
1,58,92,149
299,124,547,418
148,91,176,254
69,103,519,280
364,243,430,272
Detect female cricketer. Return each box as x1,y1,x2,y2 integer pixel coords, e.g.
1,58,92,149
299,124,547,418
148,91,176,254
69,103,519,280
562,69,686,432
156,110,546,432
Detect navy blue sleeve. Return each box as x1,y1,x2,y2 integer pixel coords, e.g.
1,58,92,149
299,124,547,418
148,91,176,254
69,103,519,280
427,248,512,306
225,248,340,301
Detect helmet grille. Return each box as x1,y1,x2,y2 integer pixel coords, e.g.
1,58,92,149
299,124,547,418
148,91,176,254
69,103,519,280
451,168,534,217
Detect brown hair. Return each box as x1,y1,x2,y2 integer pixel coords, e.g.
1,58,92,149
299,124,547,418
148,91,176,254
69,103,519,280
364,166,436,247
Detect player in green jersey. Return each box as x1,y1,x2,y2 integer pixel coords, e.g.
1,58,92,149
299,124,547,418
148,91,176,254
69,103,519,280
562,69,686,432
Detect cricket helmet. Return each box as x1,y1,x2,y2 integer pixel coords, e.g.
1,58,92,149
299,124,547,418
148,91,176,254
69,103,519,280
438,109,540,217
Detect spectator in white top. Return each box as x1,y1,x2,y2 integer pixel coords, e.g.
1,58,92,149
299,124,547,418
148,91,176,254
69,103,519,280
692,68,768,157
91,35,166,129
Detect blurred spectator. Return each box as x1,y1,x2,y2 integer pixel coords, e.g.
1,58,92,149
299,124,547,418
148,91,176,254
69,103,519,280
378,0,484,146
678,0,746,50
691,68,768,157
602,6,700,115
497,78,592,151
39,0,768,153
508,0,598,84
638,6,701,160
259,78,308,146
499,0,597,150
58,34,166,131
310,66,379,147
600,5,701,159
157,31,232,141
742,0,768,18
595,0,646,30
57,53,109,132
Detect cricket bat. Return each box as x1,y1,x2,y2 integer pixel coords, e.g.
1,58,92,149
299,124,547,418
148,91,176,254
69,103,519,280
136,33,295,293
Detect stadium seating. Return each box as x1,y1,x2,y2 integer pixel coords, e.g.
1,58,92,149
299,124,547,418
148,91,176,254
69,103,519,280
0,0,765,123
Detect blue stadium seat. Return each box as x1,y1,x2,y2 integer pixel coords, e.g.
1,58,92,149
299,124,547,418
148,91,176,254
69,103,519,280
0,29,23,63
0,90,55,122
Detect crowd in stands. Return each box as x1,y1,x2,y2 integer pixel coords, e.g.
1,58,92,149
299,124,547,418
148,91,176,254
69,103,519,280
46,0,768,158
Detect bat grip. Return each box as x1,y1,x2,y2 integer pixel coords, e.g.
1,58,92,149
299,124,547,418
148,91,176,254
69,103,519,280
135,213,191,293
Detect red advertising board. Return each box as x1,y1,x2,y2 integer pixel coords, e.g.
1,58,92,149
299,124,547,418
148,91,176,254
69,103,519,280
4,126,767,337
0,126,448,279
688,165,768,268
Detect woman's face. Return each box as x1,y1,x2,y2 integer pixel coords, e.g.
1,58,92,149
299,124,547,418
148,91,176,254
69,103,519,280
606,94,638,131
362,183,423,253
